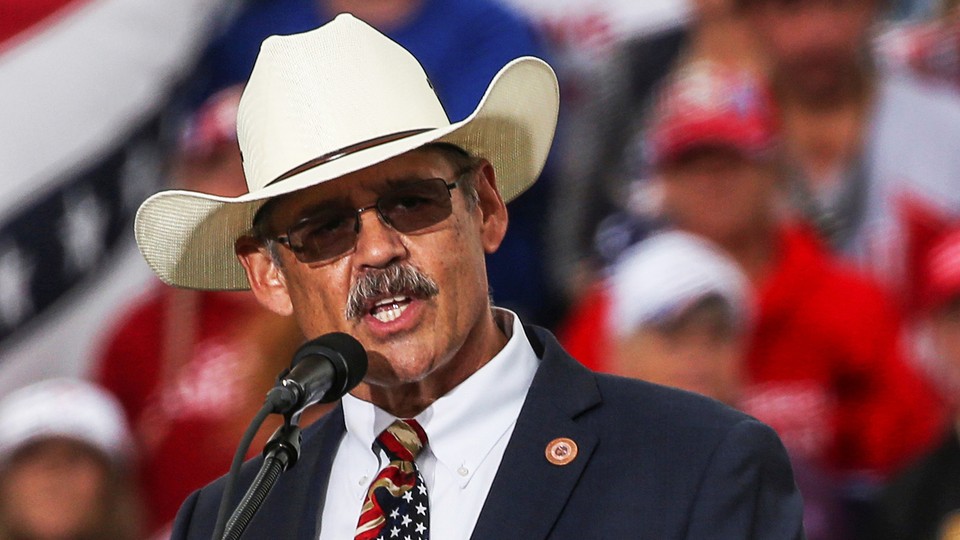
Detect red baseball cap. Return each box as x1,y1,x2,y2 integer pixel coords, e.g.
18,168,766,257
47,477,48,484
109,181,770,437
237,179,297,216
923,228,960,312
646,62,780,168
178,85,243,158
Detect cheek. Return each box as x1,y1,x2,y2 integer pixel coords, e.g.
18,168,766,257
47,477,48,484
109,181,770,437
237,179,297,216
284,264,352,336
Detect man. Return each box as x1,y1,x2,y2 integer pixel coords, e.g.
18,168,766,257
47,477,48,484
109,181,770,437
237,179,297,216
741,0,960,302
607,230,752,406
136,15,802,539
647,61,942,474
191,0,558,325
0,379,140,540
642,61,942,534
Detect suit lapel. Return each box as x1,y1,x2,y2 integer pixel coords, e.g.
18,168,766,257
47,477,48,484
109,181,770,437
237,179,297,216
228,405,345,540
302,406,346,540
470,326,602,540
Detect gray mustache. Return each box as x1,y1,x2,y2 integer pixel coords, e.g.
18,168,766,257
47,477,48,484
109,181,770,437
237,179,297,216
344,264,440,320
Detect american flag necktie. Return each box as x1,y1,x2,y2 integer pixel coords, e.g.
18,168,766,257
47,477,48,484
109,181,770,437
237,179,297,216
355,419,430,540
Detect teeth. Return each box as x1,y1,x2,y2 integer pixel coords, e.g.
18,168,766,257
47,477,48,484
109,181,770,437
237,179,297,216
372,302,408,323
370,296,411,323
373,295,407,308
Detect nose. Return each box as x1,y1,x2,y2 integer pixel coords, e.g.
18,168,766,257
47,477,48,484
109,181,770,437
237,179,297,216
352,205,407,269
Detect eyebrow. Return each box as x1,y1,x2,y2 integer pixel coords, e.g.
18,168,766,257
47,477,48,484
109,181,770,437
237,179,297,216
288,175,446,223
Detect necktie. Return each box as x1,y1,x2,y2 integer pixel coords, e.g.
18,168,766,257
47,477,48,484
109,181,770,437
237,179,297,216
355,419,430,540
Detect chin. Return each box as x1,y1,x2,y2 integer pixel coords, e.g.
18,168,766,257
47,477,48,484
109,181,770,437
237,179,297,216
366,351,438,385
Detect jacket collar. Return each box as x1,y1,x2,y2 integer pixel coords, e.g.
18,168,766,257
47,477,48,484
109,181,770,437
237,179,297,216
469,325,602,539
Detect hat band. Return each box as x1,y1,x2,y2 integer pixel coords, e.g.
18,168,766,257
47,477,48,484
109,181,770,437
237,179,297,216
266,128,433,187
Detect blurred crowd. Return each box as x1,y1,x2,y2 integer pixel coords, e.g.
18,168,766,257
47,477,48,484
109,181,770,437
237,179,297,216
4,0,960,538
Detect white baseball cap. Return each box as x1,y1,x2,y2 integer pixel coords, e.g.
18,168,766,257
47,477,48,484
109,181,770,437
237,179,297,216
0,378,132,465
608,230,752,337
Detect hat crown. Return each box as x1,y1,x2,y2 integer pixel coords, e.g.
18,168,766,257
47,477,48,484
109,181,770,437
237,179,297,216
237,14,450,192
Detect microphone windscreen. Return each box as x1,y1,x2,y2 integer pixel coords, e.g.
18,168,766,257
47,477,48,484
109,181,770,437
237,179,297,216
293,332,368,402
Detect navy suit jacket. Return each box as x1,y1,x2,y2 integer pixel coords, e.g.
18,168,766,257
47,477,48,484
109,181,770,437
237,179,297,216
172,325,804,539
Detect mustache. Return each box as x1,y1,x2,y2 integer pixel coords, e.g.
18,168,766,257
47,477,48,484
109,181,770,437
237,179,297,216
344,264,440,320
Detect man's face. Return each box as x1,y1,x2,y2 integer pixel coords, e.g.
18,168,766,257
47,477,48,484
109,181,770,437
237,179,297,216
744,0,878,99
0,439,109,540
239,148,508,401
612,305,745,405
659,147,777,246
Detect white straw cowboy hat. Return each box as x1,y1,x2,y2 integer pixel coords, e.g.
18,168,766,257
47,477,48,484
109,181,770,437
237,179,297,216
135,13,560,290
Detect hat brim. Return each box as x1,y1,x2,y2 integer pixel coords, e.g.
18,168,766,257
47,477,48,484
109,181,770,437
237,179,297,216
135,57,559,290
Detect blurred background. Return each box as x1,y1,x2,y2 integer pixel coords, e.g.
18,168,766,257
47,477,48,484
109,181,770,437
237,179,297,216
2,0,960,538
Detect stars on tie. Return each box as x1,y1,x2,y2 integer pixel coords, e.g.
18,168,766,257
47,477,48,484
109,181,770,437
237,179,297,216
358,420,429,540
376,510,427,540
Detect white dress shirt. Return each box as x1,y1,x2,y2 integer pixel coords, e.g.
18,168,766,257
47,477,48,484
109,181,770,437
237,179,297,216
318,309,540,540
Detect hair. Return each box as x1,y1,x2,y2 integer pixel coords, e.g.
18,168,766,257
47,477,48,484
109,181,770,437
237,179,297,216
653,293,742,339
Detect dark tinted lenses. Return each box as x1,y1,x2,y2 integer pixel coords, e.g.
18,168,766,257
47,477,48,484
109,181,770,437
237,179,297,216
378,179,454,233
284,178,455,263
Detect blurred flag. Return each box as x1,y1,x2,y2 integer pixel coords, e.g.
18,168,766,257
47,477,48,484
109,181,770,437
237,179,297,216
0,0,231,388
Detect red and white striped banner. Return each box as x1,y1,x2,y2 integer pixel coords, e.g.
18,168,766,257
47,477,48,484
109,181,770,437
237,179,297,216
0,0,231,392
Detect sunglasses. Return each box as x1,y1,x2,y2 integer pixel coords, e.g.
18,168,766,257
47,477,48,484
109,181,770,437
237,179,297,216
274,176,465,264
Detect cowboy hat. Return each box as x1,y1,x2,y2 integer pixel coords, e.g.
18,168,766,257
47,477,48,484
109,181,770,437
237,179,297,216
134,13,559,290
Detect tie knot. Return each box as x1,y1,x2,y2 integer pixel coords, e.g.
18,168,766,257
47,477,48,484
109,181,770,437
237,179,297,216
377,419,427,462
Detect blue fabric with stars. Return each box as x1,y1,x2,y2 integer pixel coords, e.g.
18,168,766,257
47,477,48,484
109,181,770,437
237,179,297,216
374,469,429,540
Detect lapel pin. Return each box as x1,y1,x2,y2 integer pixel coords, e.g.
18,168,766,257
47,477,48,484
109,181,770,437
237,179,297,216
545,437,578,466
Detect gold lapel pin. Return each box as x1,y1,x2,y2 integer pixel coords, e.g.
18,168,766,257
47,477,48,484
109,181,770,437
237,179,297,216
545,437,578,466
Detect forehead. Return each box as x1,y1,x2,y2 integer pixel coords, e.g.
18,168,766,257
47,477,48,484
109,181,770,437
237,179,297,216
262,147,457,228
662,146,755,171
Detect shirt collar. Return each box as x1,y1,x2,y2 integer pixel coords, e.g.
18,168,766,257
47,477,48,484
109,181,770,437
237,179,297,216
341,308,540,485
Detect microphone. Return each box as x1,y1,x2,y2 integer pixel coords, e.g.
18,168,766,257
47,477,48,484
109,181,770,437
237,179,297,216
266,332,368,416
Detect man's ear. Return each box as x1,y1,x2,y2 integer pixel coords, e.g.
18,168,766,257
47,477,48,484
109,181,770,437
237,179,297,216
473,160,508,254
235,235,294,316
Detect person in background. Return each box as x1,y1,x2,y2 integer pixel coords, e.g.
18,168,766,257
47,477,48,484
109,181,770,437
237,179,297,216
875,226,960,540
651,59,943,468
741,0,960,303
542,0,766,308
648,60,944,531
607,229,851,540
561,61,943,535
606,230,751,406
0,378,141,540
94,86,305,537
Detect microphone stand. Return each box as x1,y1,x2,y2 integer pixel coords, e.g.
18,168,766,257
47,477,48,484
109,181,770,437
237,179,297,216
220,413,302,540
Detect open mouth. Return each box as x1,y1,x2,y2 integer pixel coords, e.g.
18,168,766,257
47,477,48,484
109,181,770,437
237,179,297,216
368,295,413,323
